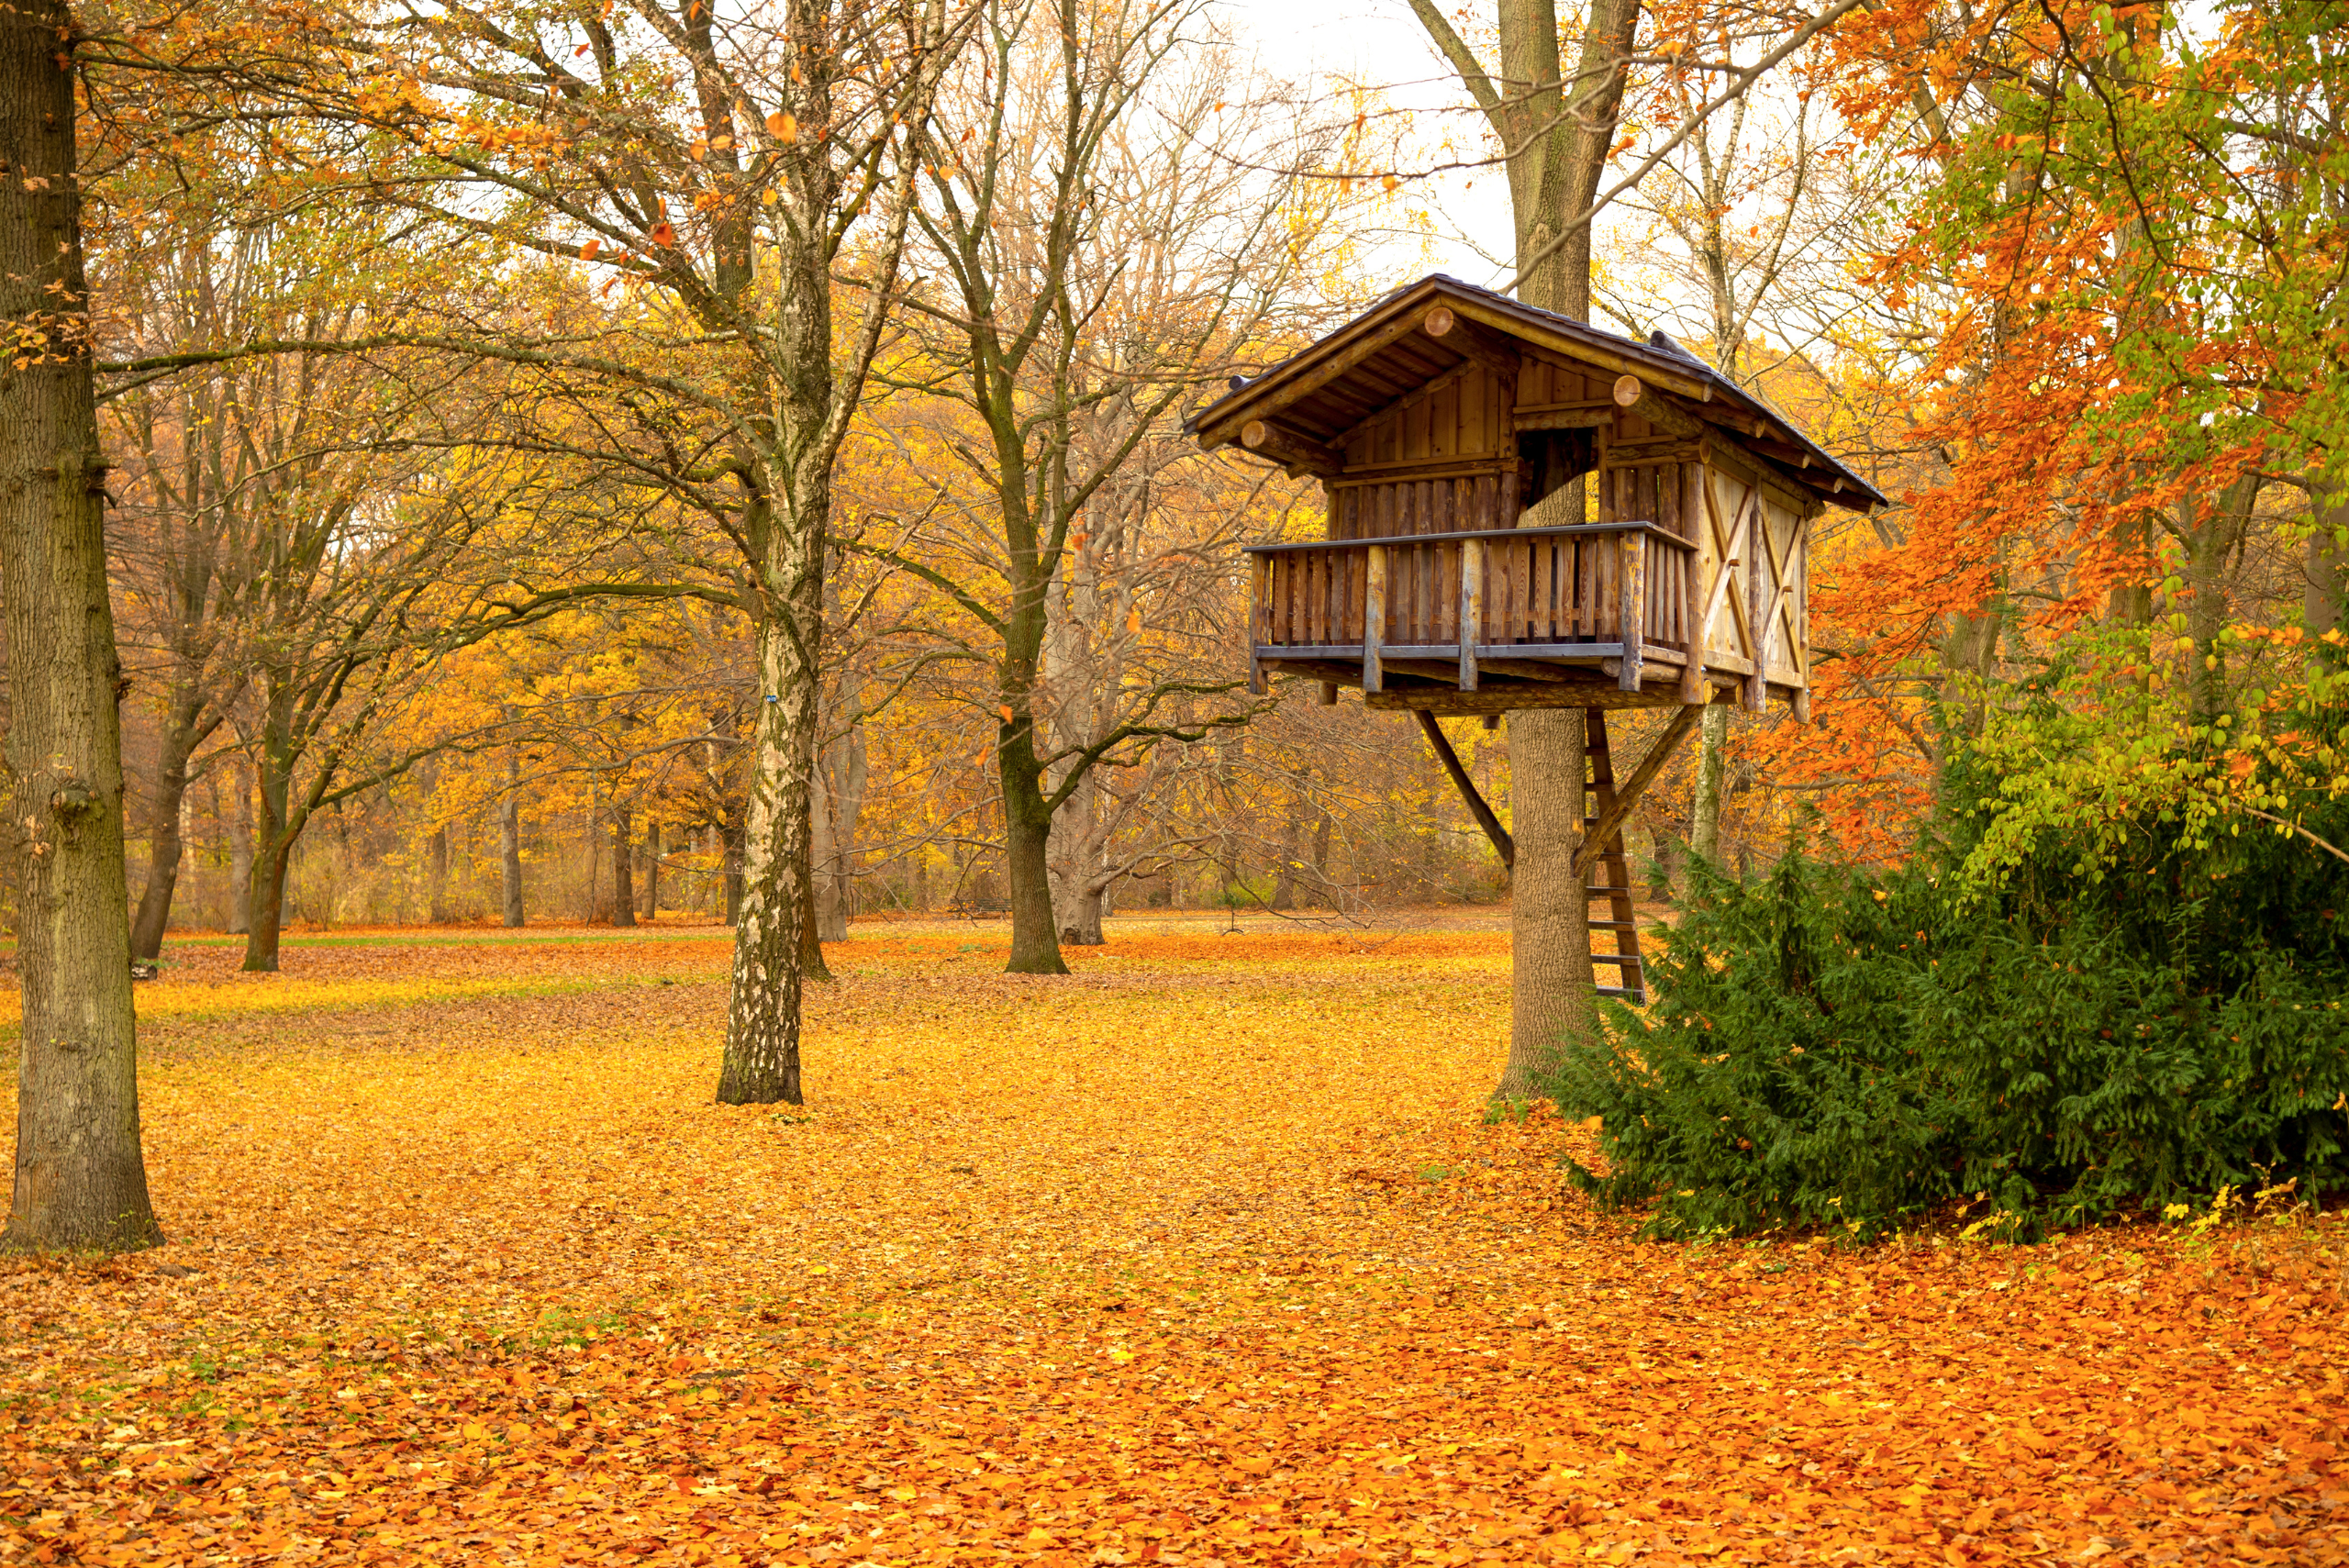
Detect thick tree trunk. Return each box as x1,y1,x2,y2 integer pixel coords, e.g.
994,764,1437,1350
428,824,450,924
1060,880,1108,945
0,0,162,1251
242,837,294,973
610,805,635,928
1464,0,1636,1100
1497,706,1598,1097
1690,699,1729,864
1002,722,1069,973
227,760,253,934
128,695,202,960
640,820,660,921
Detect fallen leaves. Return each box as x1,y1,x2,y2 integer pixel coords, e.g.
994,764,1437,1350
1,917,2344,1565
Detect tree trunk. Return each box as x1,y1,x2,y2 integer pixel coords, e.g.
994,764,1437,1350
1497,706,1598,1098
1471,0,1635,1100
1690,698,1729,864
428,824,450,924
1002,720,1070,973
128,693,203,960
610,804,635,928
722,810,745,927
0,0,163,1251
1061,879,1108,945
227,758,253,934
499,793,524,927
640,820,660,921
718,576,820,1104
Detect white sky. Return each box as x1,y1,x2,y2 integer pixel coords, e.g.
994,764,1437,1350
1212,0,1520,292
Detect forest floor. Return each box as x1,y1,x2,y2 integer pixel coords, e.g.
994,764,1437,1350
1,916,2344,1566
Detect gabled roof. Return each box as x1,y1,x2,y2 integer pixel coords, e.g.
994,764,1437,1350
1187,272,1887,512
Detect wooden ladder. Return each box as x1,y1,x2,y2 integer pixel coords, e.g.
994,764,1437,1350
1585,710,1646,1005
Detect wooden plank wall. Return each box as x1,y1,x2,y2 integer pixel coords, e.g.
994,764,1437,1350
1329,363,1517,541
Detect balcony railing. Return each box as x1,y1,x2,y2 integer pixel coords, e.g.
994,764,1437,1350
1244,521,1703,695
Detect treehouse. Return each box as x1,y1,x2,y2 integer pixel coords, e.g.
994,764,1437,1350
1188,273,1887,720
1189,274,1887,1002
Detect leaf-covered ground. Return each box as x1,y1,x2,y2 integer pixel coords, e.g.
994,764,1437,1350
3,917,2343,1566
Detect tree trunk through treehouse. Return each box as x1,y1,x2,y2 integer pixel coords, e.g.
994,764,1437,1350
610,806,635,928
0,0,163,1251
1691,699,1730,864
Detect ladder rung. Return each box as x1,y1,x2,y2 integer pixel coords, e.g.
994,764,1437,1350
1590,919,1639,931
1589,953,1643,967
1596,986,1647,1001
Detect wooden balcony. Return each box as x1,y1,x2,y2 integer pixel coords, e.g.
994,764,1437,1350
1246,518,1798,717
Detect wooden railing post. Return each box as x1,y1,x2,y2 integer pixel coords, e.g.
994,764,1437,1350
1457,539,1482,690
1249,553,1269,695
1618,529,1645,692
1364,544,1387,694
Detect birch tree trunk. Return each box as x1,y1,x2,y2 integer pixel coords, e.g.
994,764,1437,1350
1,0,163,1250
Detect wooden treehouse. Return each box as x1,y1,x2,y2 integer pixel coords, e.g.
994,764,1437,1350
1189,273,1887,1000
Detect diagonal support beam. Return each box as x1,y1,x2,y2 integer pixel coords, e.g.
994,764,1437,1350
1416,709,1514,869
1574,701,1707,878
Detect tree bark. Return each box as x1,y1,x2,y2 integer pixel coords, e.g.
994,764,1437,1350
640,820,660,921
226,758,253,934
722,808,745,927
1002,717,1071,973
610,804,635,928
720,576,820,1103
1,0,163,1251
428,823,451,924
499,780,525,928
128,691,203,960
1690,698,1729,864
1418,0,1639,1100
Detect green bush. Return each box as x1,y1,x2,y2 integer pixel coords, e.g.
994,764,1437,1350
1548,770,2349,1240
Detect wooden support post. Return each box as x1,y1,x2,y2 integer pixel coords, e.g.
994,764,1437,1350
1319,682,1339,706
1364,544,1387,695
1619,530,1645,692
1415,710,1513,868
1458,539,1482,691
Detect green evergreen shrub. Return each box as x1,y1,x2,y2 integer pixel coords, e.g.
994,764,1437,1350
1548,744,2349,1240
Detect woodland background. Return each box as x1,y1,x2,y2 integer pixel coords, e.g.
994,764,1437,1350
7,0,2346,1012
